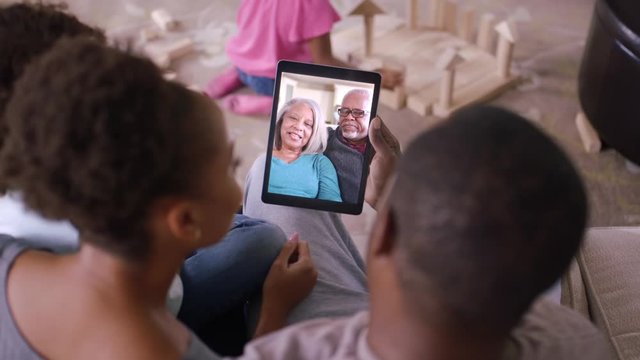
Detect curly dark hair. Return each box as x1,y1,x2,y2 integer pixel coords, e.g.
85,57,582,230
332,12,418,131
0,2,104,115
0,38,219,259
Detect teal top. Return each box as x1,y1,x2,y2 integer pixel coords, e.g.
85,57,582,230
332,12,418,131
269,154,343,202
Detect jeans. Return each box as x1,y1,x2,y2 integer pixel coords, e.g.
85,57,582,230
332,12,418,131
177,214,285,354
237,68,275,96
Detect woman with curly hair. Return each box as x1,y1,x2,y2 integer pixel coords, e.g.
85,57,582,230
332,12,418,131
0,3,300,355
0,37,317,359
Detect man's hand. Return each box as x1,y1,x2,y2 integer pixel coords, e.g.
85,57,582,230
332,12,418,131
254,234,318,337
366,117,401,210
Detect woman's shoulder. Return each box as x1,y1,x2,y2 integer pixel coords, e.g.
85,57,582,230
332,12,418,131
0,234,25,260
302,153,332,163
305,154,337,171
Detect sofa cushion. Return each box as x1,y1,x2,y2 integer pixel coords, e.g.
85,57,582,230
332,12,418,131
578,227,640,359
561,258,590,318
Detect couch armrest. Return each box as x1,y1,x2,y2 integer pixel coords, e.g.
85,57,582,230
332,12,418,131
563,227,640,360
561,258,590,317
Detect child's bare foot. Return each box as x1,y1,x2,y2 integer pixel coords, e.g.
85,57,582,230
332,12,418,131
220,94,272,116
205,67,243,99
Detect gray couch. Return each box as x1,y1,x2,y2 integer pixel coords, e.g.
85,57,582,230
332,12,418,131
561,227,640,360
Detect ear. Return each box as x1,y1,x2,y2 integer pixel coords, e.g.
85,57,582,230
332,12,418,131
367,204,397,261
164,200,202,245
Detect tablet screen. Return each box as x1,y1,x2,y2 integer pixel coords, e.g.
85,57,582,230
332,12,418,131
261,61,381,215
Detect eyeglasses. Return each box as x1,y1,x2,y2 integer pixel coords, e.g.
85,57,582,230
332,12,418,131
336,107,369,118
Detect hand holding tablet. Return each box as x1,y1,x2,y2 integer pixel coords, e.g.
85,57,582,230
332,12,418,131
262,60,382,214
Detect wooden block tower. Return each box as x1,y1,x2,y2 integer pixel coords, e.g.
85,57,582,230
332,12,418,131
350,0,386,56
435,48,465,111
494,20,518,78
477,13,496,52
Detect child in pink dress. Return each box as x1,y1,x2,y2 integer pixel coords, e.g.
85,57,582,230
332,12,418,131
207,0,340,115
208,0,401,115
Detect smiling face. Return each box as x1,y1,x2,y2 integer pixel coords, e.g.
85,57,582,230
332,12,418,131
339,91,371,143
279,102,314,153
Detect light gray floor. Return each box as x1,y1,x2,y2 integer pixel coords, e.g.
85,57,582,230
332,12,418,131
9,0,640,256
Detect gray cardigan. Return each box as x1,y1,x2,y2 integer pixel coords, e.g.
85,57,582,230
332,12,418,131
324,128,366,204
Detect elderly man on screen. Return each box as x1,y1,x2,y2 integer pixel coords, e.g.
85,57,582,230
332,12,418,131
324,89,372,204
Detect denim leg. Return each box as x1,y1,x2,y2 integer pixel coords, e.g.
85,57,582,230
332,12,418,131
236,68,276,96
177,214,286,332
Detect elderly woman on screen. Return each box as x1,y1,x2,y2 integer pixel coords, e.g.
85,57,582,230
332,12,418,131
269,98,342,202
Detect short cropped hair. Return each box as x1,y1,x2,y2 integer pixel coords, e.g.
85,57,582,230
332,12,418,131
390,106,587,333
0,2,104,116
273,98,327,154
0,38,217,259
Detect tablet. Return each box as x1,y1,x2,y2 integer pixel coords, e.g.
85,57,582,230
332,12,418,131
262,60,381,215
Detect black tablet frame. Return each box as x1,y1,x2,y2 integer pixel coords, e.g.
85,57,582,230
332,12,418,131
261,60,381,215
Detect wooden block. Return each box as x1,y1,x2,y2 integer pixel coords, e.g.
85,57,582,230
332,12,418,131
187,84,202,92
145,38,195,68
407,81,440,116
152,38,193,60
407,94,433,116
407,0,419,30
364,15,374,56
432,72,518,117
163,71,177,81
166,38,195,59
380,86,407,110
348,28,472,92
382,59,408,75
151,9,179,31
395,32,439,58
494,20,519,42
458,7,476,42
451,53,495,83
140,27,162,42
494,20,518,78
356,28,435,60
350,0,385,16
476,13,496,53
443,1,458,34
335,15,406,60
496,38,514,78
575,112,602,153
149,53,170,69
427,0,440,28
404,67,441,99
358,57,384,71
436,48,464,70
439,70,455,110
436,0,447,29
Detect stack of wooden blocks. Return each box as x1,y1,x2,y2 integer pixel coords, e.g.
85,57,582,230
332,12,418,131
346,0,521,118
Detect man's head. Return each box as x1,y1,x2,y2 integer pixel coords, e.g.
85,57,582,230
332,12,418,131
337,89,371,143
0,2,103,115
368,106,587,335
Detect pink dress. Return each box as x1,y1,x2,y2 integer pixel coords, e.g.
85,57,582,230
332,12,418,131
226,0,340,79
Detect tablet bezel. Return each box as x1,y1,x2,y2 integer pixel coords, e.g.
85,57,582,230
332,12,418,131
261,60,381,215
